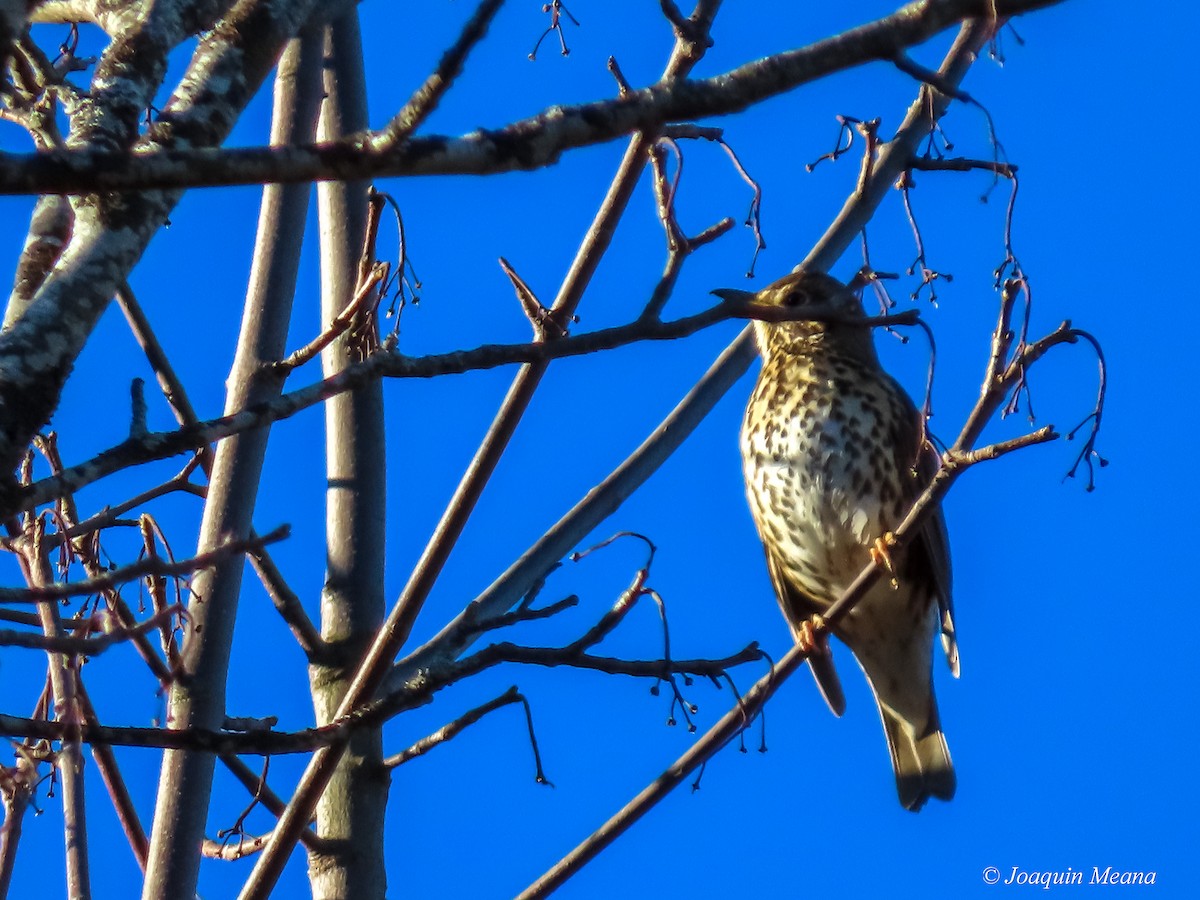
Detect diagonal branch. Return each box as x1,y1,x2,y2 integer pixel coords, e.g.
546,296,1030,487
382,686,524,769
76,681,149,873
371,0,508,150
113,284,322,656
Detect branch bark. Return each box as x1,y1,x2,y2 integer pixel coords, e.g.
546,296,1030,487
140,25,321,900
0,0,322,507
0,0,1064,195
307,10,389,898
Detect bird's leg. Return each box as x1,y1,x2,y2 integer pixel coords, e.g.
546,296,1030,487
796,614,830,656
870,532,900,589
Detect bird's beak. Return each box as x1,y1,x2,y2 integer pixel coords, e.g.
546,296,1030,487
710,288,757,304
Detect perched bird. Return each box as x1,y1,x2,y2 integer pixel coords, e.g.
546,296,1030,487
713,270,958,811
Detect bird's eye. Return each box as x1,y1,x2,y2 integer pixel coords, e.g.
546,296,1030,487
782,289,806,307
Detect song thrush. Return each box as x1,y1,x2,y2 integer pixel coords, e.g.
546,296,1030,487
714,270,958,811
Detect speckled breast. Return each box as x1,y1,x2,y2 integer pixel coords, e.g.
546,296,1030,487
740,349,912,603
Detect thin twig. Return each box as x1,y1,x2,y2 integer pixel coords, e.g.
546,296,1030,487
1061,329,1108,491
219,755,330,853
897,170,952,303
459,642,763,684
372,0,507,149
499,257,570,339
0,526,289,604
909,156,1016,177
114,282,323,658
139,514,184,669
892,51,975,103
76,682,149,872
382,686,523,769
50,457,205,549
274,263,388,373
0,604,183,655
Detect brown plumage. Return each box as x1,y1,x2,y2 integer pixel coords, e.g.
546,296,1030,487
715,270,958,812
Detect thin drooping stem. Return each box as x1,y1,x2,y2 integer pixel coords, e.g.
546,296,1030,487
220,755,330,853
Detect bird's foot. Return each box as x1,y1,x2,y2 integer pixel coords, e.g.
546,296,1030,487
796,614,830,656
871,532,900,589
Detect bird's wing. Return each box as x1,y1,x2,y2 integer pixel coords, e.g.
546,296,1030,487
903,424,959,677
915,503,958,677
762,547,848,716
879,370,958,676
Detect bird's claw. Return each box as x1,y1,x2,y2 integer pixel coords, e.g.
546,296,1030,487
870,532,900,589
797,614,830,656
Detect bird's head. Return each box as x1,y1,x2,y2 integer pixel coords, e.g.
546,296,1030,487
711,270,876,363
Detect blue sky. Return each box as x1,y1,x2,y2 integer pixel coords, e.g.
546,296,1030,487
1,1,1195,897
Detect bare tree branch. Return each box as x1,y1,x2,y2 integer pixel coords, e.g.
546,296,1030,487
371,0,507,150
307,10,391,896
141,21,324,898
11,299,919,518
24,526,92,898
382,686,524,769
0,0,1064,195
76,682,149,874
0,604,182,654
0,526,288,604
114,283,323,656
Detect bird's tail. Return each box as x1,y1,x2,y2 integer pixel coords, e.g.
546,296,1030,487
878,702,955,812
